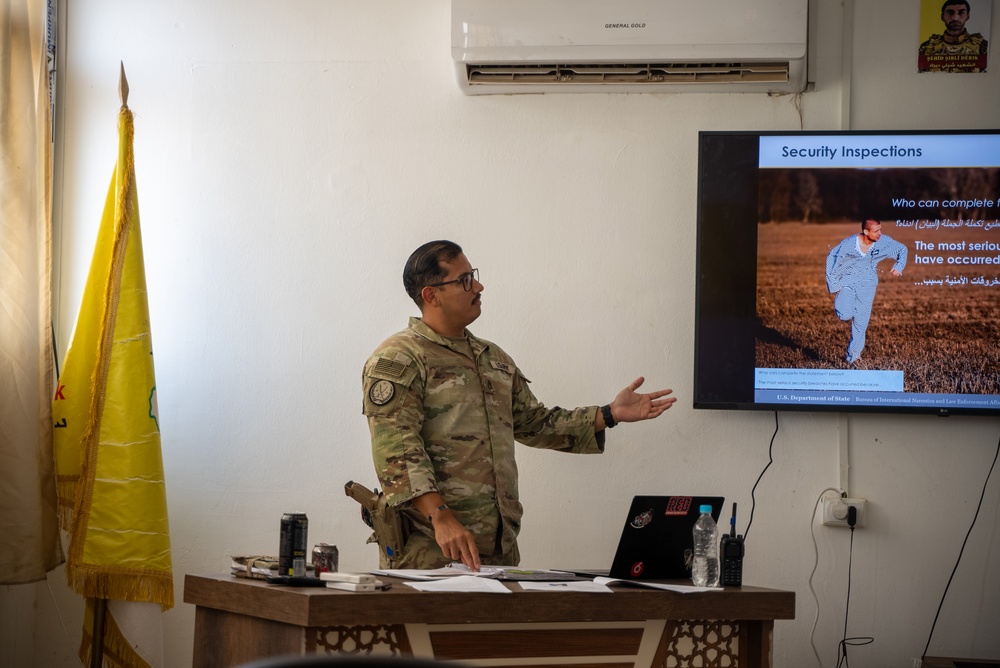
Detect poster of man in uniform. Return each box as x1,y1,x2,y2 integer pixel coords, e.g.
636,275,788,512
918,0,991,73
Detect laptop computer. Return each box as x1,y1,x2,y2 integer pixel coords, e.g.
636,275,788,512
572,495,725,581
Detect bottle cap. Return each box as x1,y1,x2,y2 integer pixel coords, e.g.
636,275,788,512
699,505,712,513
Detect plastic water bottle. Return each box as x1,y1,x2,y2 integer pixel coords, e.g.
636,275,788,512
692,505,720,587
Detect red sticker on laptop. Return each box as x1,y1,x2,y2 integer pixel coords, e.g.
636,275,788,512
631,562,644,577
664,496,693,516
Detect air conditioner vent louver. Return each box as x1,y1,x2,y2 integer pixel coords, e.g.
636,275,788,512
466,62,790,86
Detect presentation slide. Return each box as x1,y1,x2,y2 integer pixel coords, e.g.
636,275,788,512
753,134,1000,411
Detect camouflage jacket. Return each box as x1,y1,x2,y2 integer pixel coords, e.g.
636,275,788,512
918,31,988,72
363,317,604,559
919,30,988,56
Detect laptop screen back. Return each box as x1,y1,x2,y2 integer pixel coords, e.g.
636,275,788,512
608,495,725,581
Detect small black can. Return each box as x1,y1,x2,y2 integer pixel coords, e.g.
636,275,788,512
279,512,309,576
312,543,339,575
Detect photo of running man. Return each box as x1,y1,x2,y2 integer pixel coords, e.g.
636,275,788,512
825,218,909,366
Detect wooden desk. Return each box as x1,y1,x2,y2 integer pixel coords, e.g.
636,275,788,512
183,573,794,668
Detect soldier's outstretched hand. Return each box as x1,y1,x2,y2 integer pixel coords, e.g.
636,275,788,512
608,377,676,424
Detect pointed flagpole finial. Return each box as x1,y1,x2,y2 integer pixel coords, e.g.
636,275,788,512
119,61,130,109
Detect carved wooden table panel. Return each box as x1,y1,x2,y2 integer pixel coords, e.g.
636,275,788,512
184,574,794,668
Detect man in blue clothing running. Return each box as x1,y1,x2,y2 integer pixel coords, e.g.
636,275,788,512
825,218,908,366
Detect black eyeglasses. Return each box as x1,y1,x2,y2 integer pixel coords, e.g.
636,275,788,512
427,268,479,292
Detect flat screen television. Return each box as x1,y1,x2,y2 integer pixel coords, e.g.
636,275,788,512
694,129,1000,417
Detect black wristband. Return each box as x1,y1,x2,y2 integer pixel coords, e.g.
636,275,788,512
601,404,616,429
428,504,449,522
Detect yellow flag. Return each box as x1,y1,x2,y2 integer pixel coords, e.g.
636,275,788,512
52,104,172,668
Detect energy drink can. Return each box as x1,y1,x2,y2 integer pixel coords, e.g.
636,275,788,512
279,513,308,576
312,543,339,575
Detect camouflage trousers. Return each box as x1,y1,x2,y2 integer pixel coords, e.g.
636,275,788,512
380,530,520,570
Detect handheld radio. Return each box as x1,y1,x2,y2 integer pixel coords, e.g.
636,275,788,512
720,502,745,587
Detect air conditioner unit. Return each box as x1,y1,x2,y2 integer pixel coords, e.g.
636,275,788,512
451,0,808,95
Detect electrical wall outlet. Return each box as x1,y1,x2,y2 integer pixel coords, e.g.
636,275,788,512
821,497,867,528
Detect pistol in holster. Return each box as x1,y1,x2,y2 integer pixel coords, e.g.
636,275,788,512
344,480,426,567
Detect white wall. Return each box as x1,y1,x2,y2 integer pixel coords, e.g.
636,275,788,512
13,1,1000,667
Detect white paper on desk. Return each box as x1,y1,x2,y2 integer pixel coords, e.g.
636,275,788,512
372,561,552,580
518,581,613,593
403,575,512,593
373,564,520,580
594,577,721,594
443,563,576,579
372,568,456,581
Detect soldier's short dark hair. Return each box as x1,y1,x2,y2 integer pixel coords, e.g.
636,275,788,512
941,0,970,14
403,240,464,308
861,218,880,232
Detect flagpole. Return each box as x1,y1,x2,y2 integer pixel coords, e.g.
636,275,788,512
90,598,107,668
86,61,129,668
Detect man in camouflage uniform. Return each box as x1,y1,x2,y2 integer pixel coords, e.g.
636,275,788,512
918,0,989,73
363,240,676,571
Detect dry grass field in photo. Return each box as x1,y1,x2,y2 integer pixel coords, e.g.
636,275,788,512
755,220,1000,395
